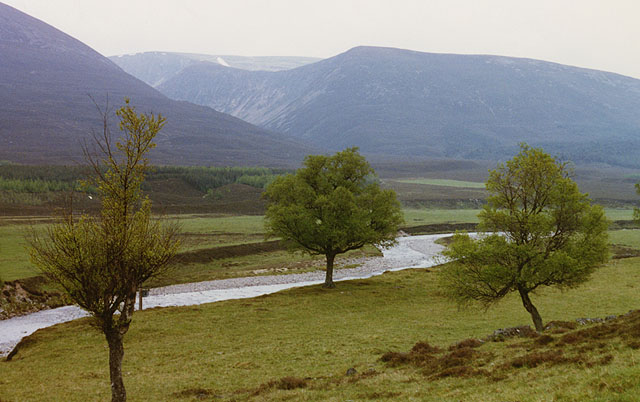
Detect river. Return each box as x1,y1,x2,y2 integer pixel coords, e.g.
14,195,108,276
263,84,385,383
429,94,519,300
0,234,449,356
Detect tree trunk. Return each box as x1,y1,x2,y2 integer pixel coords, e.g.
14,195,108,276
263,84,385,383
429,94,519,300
323,253,336,288
518,287,544,332
106,331,126,402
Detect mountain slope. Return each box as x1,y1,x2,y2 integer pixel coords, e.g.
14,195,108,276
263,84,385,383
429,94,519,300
158,46,640,167
109,52,320,87
0,2,312,166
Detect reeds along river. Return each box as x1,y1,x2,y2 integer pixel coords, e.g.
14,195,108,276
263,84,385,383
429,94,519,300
0,234,450,357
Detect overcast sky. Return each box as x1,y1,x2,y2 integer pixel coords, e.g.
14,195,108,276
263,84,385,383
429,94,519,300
5,0,640,79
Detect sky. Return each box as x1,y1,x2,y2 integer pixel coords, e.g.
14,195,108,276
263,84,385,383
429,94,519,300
4,0,640,79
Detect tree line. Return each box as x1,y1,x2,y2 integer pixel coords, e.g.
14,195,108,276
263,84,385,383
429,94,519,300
0,164,288,195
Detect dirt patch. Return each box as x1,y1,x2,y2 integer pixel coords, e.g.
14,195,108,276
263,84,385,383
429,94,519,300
358,391,402,400
0,277,67,320
171,388,217,399
251,376,308,396
505,350,578,368
534,334,555,346
449,338,484,350
381,340,490,379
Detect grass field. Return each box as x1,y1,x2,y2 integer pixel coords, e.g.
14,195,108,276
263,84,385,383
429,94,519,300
393,178,486,188
0,223,40,281
2,209,637,283
2,256,640,401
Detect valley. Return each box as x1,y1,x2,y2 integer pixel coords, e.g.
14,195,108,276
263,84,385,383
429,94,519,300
1,1,640,401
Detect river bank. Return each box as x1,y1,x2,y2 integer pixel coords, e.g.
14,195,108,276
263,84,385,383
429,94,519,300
0,234,448,357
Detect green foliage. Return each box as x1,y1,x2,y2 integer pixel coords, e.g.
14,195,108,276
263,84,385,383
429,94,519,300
0,165,97,194
0,177,78,193
235,173,277,189
0,165,284,198
264,148,403,287
30,99,180,325
440,144,609,331
148,166,286,191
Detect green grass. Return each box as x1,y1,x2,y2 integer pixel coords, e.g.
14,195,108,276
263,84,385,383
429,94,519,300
174,214,265,235
393,178,486,188
0,223,40,281
3,211,637,282
150,247,379,287
403,208,636,227
3,257,640,401
403,208,482,226
605,209,636,222
609,229,640,249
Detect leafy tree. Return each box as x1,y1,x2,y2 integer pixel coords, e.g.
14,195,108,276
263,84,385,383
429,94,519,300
440,144,609,331
29,99,179,402
264,148,403,288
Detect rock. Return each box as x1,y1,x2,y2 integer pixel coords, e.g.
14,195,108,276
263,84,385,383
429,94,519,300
485,325,536,342
576,317,604,325
345,367,357,376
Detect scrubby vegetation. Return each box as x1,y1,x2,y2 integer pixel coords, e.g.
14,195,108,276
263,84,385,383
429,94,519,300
0,165,286,195
148,166,286,192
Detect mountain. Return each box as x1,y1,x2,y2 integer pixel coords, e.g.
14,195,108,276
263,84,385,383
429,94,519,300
0,2,312,166
156,46,640,167
109,52,320,87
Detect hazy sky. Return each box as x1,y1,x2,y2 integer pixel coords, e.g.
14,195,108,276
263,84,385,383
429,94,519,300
5,0,640,78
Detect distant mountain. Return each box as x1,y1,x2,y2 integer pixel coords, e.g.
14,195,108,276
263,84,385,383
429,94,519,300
0,2,312,166
156,46,640,167
109,52,320,87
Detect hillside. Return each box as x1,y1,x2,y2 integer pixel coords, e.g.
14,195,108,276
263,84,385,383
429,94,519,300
0,2,312,167
109,52,320,87
157,46,640,167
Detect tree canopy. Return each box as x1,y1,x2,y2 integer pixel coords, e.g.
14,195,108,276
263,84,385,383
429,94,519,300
264,147,403,288
29,99,179,402
440,144,609,331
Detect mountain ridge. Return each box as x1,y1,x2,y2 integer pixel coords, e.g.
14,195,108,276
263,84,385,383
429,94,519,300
109,52,320,87
0,2,312,167
156,45,640,167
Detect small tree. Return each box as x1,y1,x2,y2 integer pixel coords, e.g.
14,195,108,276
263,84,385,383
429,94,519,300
440,144,609,331
264,148,403,288
29,99,179,402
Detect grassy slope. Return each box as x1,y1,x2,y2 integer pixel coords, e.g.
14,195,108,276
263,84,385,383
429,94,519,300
2,256,640,401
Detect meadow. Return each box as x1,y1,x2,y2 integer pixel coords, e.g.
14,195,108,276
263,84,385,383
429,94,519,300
1,207,637,284
2,256,640,400
1,165,640,400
